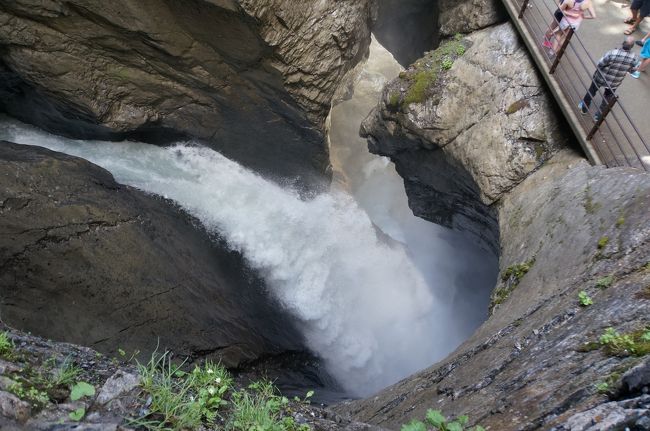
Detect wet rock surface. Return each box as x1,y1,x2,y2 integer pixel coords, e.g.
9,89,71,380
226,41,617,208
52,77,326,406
0,0,373,187
0,141,302,364
340,20,650,431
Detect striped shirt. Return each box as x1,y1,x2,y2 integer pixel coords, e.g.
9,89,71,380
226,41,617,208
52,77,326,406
593,48,639,89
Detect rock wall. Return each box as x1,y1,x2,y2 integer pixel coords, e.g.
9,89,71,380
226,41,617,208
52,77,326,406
337,22,650,430
0,0,373,187
0,142,303,366
371,0,438,66
370,0,506,68
361,24,568,252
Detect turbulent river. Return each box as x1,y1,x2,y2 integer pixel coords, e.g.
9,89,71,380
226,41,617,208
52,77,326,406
0,39,496,397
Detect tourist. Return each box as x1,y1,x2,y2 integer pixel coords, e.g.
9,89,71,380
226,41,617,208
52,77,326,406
543,0,566,47
624,0,650,35
578,38,639,120
631,32,650,77
547,0,596,54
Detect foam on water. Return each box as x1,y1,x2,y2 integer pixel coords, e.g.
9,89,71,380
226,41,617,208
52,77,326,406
0,118,455,396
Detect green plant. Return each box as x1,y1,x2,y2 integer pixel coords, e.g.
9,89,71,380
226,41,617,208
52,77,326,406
595,382,609,393
134,352,241,430
9,381,49,408
227,380,289,431
401,409,484,431
600,328,637,356
134,352,203,430
583,185,601,214
616,216,625,227
70,381,95,401
0,331,14,356
401,37,468,105
597,236,609,249
578,291,593,306
596,275,614,289
69,407,86,421
51,357,82,387
501,259,535,285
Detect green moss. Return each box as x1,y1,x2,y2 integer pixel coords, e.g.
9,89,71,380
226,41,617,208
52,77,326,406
616,216,625,228
583,185,601,214
505,99,530,115
403,69,438,105
501,259,535,284
387,92,401,109
597,236,609,249
490,258,536,311
401,37,469,106
596,275,614,289
577,341,600,353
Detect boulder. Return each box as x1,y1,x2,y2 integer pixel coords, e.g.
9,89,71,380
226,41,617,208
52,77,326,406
0,141,302,365
0,0,373,187
362,23,568,252
96,371,140,406
0,391,30,423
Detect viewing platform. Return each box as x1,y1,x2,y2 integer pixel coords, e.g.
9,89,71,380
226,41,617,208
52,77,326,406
502,0,650,172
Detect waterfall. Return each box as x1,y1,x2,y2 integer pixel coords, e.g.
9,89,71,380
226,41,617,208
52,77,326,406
1,117,457,396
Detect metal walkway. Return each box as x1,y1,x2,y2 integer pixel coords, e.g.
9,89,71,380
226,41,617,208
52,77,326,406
502,0,650,171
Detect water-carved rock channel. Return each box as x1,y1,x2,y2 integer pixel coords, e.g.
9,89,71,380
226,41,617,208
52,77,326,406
0,38,498,398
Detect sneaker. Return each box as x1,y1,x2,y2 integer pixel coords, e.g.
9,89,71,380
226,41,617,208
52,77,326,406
630,70,641,78
578,101,588,114
636,40,644,47
594,112,602,122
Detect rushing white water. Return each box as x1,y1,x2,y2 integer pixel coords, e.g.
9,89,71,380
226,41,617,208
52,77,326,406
1,117,454,396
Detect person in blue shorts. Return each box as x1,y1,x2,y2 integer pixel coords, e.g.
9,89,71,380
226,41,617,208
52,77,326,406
631,32,650,77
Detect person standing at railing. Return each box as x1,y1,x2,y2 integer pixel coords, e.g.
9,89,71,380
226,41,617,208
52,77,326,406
631,32,650,78
624,0,649,35
578,38,639,121
547,0,596,55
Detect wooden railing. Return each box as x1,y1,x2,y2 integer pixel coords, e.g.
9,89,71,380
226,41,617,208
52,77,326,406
512,0,650,171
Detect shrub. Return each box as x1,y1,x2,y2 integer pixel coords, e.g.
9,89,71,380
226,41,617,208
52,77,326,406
0,332,13,356
401,409,484,431
578,291,593,306
596,275,614,289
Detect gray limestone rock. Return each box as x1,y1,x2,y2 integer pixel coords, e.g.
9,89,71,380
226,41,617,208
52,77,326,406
0,390,30,423
96,371,141,406
362,23,568,252
0,0,373,188
438,0,507,36
622,359,650,395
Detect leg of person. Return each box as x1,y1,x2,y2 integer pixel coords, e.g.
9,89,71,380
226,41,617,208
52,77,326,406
639,58,650,72
553,26,568,52
626,0,641,23
596,88,616,121
580,80,600,113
